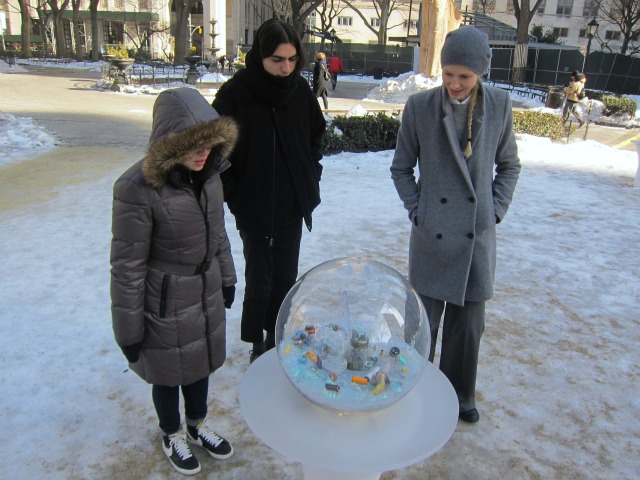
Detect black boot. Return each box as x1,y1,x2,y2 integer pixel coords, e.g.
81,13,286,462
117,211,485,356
249,341,266,364
265,331,276,350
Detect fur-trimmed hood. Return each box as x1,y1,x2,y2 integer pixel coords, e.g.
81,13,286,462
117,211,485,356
142,88,238,189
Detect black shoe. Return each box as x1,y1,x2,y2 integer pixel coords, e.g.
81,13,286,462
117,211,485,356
249,350,261,364
459,408,480,423
162,430,201,475
187,419,234,460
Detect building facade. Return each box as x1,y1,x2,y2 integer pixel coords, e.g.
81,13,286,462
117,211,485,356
457,0,630,56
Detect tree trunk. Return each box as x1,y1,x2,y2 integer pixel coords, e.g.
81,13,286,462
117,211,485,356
420,0,462,77
53,14,67,57
90,0,99,61
173,1,193,65
512,42,527,82
19,0,32,58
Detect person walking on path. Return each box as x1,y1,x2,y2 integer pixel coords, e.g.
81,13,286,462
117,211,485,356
211,19,326,364
563,72,587,127
313,52,330,109
110,88,239,476
391,26,521,424
328,53,344,90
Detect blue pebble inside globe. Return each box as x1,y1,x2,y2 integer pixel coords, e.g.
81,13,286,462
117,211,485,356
275,257,430,415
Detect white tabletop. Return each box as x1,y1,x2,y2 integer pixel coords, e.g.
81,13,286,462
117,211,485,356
239,349,458,475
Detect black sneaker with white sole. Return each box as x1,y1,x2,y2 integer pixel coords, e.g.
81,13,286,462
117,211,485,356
187,419,234,460
162,430,201,475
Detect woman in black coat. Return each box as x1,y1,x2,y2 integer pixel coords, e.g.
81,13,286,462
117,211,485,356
313,52,330,109
212,19,326,363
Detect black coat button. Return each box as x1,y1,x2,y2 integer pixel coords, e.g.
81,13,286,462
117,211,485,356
436,233,443,239
440,198,447,204
468,197,475,203
467,233,474,239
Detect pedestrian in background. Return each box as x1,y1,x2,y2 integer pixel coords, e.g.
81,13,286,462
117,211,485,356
313,52,330,109
212,19,326,364
111,88,238,475
391,26,521,424
328,52,344,90
563,72,587,127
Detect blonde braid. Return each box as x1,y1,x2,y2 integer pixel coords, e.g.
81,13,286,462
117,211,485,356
463,82,480,159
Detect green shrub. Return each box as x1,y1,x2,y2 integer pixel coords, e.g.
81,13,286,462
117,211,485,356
323,113,400,154
601,95,637,117
513,110,566,140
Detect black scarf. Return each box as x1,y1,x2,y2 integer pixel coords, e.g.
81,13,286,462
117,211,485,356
236,48,298,107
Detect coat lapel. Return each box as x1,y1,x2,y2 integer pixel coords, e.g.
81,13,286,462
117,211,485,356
441,88,474,192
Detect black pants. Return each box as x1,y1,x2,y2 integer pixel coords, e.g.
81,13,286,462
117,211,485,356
239,218,302,344
152,376,208,435
420,295,485,412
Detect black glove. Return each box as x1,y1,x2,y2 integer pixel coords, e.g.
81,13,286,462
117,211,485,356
121,342,143,363
222,285,235,309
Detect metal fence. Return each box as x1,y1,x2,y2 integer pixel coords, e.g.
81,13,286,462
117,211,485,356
489,46,583,88
303,43,414,77
489,46,640,94
584,52,640,95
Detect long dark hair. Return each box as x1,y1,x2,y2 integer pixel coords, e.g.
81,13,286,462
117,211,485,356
252,19,306,77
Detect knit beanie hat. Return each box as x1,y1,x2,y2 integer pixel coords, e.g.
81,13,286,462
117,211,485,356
441,26,492,75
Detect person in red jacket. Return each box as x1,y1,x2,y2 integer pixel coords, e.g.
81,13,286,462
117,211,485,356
327,53,344,90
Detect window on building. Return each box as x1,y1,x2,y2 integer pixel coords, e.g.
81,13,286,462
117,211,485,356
403,20,418,30
604,30,621,40
139,0,150,11
338,16,353,27
114,0,123,9
552,27,569,37
536,0,546,14
506,0,515,14
103,21,124,44
100,0,108,10
582,0,598,17
370,18,380,27
579,28,586,38
556,0,573,15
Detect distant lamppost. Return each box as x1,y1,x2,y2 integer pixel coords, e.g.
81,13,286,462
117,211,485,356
330,28,336,55
583,17,599,73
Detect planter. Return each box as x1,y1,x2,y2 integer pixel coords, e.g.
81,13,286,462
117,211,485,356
184,55,201,85
109,58,135,90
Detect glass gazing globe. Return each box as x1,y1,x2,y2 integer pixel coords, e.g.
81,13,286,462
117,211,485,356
275,257,430,415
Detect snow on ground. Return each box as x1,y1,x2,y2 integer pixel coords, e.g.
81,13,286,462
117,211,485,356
1,57,639,480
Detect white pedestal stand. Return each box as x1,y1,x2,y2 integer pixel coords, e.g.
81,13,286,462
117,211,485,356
239,350,458,480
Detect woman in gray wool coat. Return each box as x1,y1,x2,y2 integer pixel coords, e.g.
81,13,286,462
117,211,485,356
111,88,238,475
391,26,521,424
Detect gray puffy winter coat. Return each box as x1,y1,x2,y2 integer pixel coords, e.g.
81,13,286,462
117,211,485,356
111,88,238,386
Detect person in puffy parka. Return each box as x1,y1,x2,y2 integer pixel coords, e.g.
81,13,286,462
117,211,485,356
110,87,238,476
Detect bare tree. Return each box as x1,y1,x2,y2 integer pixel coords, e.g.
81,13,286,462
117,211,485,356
510,0,546,82
71,0,84,60
247,0,325,38
344,0,412,44
17,0,33,57
313,0,347,48
472,0,496,14
42,0,71,57
173,0,198,65
597,0,640,55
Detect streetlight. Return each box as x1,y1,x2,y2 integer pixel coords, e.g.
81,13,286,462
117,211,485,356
583,17,599,73
330,28,336,55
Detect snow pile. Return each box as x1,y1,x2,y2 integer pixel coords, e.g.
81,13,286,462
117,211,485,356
0,112,58,165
